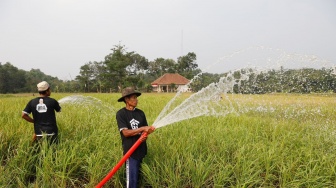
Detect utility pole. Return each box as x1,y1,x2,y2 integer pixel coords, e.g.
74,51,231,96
181,29,183,56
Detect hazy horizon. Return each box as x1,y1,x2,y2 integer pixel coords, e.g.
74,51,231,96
1,0,335,80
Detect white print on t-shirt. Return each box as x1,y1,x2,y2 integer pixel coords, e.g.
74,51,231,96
129,118,140,129
36,98,47,113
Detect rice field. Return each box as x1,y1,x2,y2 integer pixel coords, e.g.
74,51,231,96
0,92,336,187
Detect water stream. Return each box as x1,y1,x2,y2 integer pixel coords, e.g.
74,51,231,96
58,95,116,116
153,47,335,128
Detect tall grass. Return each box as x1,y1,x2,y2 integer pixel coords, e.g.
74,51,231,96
0,93,335,187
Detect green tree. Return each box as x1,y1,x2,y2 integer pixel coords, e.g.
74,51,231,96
147,58,176,82
0,62,9,93
126,53,149,90
24,69,57,92
90,61,107,93
127,53,149,74
76,63,94,92
176,52,200,79
0,62,26,93
103,44,134,91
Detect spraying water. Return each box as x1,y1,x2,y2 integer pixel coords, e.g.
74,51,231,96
153,47,336,129
152,70,245,128
58,95,116,116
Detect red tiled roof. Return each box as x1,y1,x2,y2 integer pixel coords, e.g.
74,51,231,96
151,73,190,85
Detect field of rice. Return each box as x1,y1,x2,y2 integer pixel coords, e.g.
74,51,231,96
1,93,336,187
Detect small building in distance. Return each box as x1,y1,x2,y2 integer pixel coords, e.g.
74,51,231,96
151,73,191,92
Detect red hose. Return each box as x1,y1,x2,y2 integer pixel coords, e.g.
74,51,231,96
96,132,148,188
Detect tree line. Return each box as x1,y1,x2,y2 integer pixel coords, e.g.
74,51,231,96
0,44,200,93
1,44,335,94
75,44,200,93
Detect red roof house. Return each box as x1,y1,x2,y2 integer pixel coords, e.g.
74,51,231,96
151,73,191,92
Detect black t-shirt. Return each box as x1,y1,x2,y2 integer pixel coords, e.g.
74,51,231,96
23,97,61,135
116,107,148,160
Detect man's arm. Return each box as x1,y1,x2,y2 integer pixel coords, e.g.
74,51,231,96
22,112,34,123
121,126,155,137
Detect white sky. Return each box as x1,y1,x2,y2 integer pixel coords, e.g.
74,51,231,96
1,0,335,80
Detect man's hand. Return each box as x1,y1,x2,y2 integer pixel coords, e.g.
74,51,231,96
143,126,155,134
139,126,155,142
148,126,155,134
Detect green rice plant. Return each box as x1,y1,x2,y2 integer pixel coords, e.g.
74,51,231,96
1,93,336,187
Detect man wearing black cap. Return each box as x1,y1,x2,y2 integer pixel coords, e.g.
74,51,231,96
116,87,155,188
22,81,61,144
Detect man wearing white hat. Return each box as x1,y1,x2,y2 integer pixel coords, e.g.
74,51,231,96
22,81,61,144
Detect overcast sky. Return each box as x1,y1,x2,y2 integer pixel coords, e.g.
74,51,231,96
1,0,335,80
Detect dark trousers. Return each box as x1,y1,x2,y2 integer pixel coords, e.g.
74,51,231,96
126,157,142,188
34,134,58,145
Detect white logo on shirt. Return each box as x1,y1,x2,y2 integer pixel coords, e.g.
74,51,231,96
129,118,139,129
36,98,47,113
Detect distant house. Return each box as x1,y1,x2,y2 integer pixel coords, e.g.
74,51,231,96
151,73,191,92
